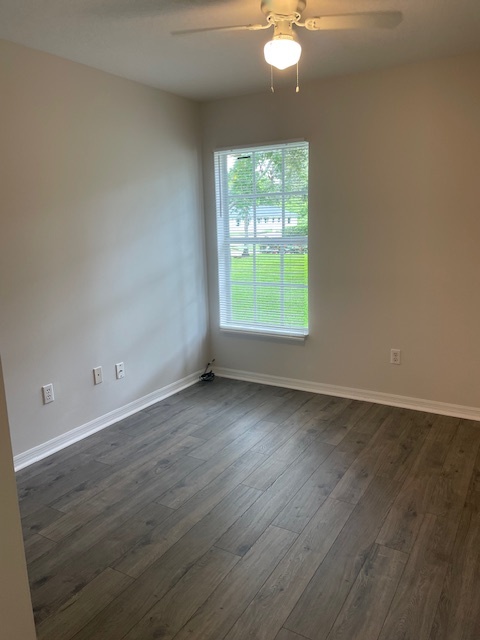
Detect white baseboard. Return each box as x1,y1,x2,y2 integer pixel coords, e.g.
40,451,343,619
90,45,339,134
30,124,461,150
14,371,201,471
216,367,480,423
15,366,480,471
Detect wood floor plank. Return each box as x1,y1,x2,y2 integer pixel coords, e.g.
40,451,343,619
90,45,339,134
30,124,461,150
250,405,321,458
428,419,480,520
102,381,247,450
268,417,326,462
216,440,332,556
313,396,353,421
190,389,286,441
124,398,202,437
15,425,133,486
157,422,276,509
121,406,202,442
76,427,140,464
260,390,317,425
242,446,308,492
22,505,64,540
17,380,480,640
243,410,360,496
329,408,410,505
50,432,204,513
70,484,262,640
181,379,256,415
151,378,251,417
18,456,113,518
94,412,206,466
376,414,458,553
114,452,264,577
23,533,57,565
285,475,401,640
36,568,133,640
29,481,177,578
333,399,374,428
108,408,152,431
40,447,202,542
376,513,458,640
30,502,175,623
274,631,306,640
273,434,368,533
189,402,283,459
223,498,354,640
189,417,276,462
335,426,375,454
314,400,373,446
324,544,407,640
375,411,433,482
353,402,392,435
428,508,480,640
298,394,337,415
122,547,239,640
464,443,480,514
171,525,297,640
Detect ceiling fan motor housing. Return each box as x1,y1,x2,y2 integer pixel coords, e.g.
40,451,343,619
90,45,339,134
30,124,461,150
273,19,299,39
261,0,306,18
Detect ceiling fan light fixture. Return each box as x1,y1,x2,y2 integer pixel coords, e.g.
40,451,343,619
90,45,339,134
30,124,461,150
264,34,301,70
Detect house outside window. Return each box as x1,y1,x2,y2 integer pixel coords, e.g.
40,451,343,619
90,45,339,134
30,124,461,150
214,140,309,337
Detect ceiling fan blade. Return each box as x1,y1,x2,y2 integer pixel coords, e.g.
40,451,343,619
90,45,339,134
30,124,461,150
171,23,269,36
304,11,403,31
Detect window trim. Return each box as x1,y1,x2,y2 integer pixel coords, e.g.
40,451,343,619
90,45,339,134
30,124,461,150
214,140,309,339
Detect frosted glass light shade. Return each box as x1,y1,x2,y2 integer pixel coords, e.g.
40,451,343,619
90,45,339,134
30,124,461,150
264,37,301,70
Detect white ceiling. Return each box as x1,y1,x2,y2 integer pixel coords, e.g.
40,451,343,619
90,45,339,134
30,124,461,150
0,0,479,101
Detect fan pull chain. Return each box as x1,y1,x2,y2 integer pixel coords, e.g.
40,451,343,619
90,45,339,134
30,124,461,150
269,64,299,94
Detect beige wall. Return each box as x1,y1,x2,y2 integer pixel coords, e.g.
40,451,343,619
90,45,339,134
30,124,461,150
0,355,37,639
0,40,208,456
2,41,480,461
201,52,480,409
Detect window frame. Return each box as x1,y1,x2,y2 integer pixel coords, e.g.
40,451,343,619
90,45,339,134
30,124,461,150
214,140,309,339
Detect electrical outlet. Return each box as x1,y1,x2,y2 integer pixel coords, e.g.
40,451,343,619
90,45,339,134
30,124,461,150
42,383,54,404
390,349,401,365
115,362,125,379
93,366,103,385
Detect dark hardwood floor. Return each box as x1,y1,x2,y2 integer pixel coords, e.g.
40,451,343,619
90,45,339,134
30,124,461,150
16,377,480,640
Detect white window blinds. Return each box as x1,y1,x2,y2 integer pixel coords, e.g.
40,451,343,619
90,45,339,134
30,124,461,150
214,140,309,337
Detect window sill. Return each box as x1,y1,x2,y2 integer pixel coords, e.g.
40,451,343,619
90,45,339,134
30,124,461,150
219,326,308,343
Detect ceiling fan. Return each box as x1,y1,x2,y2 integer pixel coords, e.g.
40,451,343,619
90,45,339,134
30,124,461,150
171,1,403,72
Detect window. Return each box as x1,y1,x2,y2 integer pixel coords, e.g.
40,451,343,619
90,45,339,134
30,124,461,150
214,140,309,337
